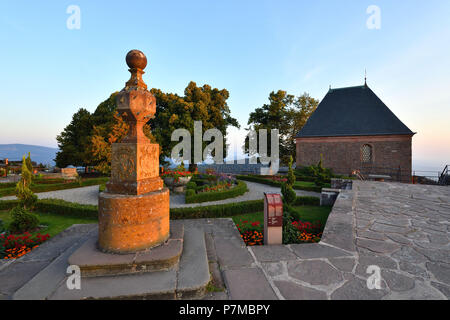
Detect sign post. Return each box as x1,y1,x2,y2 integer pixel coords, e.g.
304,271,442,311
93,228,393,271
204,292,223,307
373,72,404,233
264,193,283,245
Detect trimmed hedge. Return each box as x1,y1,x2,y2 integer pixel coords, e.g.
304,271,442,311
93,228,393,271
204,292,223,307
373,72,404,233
293,174,318,183
293,196,320,206
185,180,248,204
236,175,281,187
0,177,109,197
0,182,18,189
0,199,98,218
170,199,264,219
0,195,320,221
236,175,325,193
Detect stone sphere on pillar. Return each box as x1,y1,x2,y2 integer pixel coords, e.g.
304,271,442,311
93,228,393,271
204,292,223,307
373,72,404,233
126,50,147,70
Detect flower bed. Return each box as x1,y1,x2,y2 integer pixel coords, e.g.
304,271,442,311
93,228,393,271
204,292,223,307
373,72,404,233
1,232,50,260
235,218,323,246
161,168,193,183
292,220,323,243
232,205,330,246
185,173,248,204
236,218,264,246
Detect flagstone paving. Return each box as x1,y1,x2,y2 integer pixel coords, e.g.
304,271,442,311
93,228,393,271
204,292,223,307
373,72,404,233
1,181,449,300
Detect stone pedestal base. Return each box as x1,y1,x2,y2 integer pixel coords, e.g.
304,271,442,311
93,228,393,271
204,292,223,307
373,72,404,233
173,185,185,193
98,188,170,253
69,223,184,277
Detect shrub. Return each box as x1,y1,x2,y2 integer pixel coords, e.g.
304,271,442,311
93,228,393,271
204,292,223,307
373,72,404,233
16,183,38,210
171,199,264,220
282,209,300,245
185,189,195,197
15,157,37,210
25,152,33,175
293,196,320,206
287,156,296,186
281,182,296,205
186,181,197,190
8,206,40,234
185,180,248,204
281,157,297,205
0,219,4,233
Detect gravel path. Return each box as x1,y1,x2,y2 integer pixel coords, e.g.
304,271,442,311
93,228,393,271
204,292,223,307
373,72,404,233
0,185,100,206
0,182,320,207
170,181,319,208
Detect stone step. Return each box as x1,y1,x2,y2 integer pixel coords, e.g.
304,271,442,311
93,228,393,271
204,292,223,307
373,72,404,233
67,221,184,277
12,224,210,300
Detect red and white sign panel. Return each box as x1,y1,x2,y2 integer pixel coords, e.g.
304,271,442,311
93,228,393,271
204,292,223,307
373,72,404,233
264,193,283,227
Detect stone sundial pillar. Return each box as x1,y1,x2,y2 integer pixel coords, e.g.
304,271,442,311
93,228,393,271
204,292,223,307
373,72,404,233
98,50,170,253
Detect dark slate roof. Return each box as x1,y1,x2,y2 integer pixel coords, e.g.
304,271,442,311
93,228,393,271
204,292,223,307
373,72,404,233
296,85,415,138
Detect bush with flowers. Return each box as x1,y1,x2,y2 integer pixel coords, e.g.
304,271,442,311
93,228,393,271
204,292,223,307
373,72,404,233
234,207,324,246
1,232,50,259
235,218,264,246
161,165,193,184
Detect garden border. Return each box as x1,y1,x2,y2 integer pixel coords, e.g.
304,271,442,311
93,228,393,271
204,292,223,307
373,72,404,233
0,196,320,220
236,174,325,193
185,180,248,204
0,177,109,197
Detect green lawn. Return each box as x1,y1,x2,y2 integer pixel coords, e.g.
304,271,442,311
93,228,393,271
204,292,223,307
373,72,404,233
294,181,315,187
0,210,97,237
231,205,332,227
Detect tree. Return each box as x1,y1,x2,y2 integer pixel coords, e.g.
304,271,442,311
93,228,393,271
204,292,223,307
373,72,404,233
55,108,93,169
150,82,239,171
90,112,130,174
56,82,239,174
285,93,319,157
15,156,37,210
10,158,39,233
281,156,297,205
287,156,296,186
245,91,319,164
25,152,33,174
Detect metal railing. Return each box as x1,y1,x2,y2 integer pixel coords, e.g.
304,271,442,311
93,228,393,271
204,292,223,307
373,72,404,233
438,165,449,185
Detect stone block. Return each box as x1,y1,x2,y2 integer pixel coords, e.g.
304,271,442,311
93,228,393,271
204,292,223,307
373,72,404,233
288,260,343,286
223,268,277,300
320,189,340,206
250,245,297,262
69,226,183,277
274,280,327,300
214,238,253,269
290,243,352,259
98,188,170,253
177,227,210,299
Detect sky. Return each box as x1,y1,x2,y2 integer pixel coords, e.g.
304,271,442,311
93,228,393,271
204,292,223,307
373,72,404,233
0,0,449,173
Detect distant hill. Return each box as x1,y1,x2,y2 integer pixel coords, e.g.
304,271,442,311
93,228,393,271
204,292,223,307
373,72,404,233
0,144,58,166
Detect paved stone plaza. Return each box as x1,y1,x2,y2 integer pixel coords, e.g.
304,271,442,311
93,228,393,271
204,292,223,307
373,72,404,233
1,180,449,300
